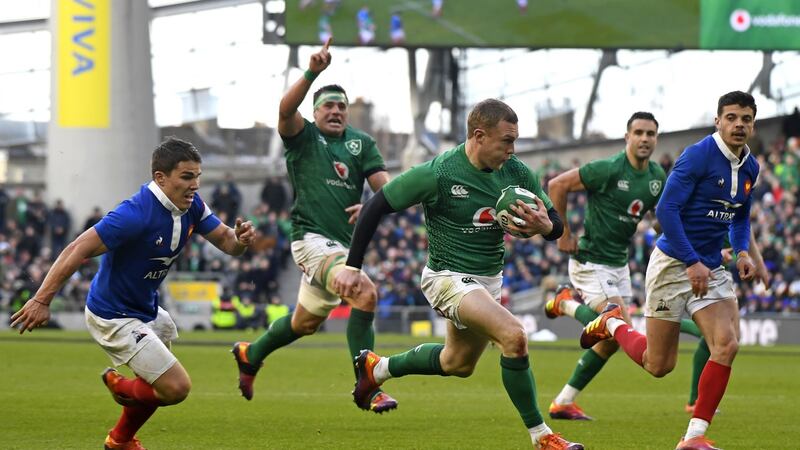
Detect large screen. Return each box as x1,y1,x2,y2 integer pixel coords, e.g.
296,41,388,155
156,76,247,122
284,0,800,50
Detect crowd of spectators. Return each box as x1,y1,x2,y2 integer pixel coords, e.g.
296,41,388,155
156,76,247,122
4,118,800,319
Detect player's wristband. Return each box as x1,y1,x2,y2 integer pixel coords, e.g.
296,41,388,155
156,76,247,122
303,70,318,81
343,265,361,272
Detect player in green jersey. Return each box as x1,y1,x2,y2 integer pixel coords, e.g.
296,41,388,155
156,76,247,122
335,99,583,449
231,38,397,413
544,112,716,420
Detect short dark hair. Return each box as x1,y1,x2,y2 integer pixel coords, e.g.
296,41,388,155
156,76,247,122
151,137,202,177
627,111,658,130
717,91,757,117
467,99,518,137
313,84,347,104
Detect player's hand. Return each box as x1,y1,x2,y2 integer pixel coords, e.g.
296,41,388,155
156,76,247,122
10,299,51,334
686,261,712,298
308,37,333,74
333,267,363,299
557,234,578,254
345,203,362,224
234,218,256,246
509,197,551,237
720,247,734,265
736,253,756,281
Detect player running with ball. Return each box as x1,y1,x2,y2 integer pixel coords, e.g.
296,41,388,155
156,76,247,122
334,99,583,449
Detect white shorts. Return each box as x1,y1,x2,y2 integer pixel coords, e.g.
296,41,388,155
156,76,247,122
359,29,375,44
291,232,348,285
85,306,179,384
644,247,736,322
390,29,406,42
420,266,502,330
291,232,348,314
568,258,632,309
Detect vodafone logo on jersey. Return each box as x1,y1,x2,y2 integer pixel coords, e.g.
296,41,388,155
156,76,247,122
472,207,496,227
730,9,751,32
627,199,644,217
333,161,349,180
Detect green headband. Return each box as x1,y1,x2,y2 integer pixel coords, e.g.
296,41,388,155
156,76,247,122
314,92,349,110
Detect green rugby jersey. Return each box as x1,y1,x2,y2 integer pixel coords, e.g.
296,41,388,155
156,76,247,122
383,144,552,276
576,150,666,267
284,119,385,245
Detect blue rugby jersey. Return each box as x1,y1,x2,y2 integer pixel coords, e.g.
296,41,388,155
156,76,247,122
656,132,759,269
87,181,222,322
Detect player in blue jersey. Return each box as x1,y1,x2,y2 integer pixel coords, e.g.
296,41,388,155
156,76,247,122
11,137,256,450
389,11,405,44
580,91,760,450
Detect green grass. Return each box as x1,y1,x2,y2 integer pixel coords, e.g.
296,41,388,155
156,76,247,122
285,0,700,49
1,330,797,449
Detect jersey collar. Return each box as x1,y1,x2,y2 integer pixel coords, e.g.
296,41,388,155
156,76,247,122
712,132,750,168
148,181,188,216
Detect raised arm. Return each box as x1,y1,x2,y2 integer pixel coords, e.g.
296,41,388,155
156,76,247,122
11,227,108,333
278,38,332,138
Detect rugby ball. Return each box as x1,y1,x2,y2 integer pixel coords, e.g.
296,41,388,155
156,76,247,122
495,185,539,238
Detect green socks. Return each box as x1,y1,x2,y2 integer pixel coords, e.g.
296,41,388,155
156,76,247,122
347,308,376,376
574,304,599,326
246,315,301,364
567,349,607,390
688,337,710,405
387,343,446,377
500,355,544,428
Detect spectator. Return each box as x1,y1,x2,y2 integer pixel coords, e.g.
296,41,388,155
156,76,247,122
83,206,104,232
211,172,242,226
265,295,290,325
260,176,288,212
48,199,72,256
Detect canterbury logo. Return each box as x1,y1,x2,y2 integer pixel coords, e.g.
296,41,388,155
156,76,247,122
450,185,469,198
461,277,476,284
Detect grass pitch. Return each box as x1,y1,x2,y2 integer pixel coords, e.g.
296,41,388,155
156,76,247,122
1,330,797,449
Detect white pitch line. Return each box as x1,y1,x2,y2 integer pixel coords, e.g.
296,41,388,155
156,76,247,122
399,0,488,46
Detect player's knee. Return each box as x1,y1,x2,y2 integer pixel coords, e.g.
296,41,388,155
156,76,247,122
594,339,619,358
158,377,192,405
294,321,321,336
498,325,528,357
713,338,739,364
442,360,477,378
646,362,675,378
351,285,377,311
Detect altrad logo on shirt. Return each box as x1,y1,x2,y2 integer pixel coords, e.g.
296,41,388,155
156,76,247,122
151,254,180,267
